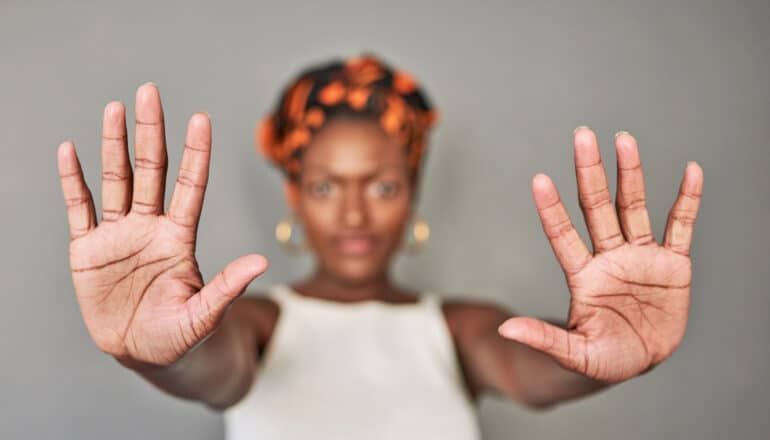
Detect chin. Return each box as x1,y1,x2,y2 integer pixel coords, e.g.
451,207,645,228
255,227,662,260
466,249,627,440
327,258,388,286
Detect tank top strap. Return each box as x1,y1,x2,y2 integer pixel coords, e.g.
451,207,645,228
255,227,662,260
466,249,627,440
416,291,467,387
266,283,293,304
419,291,441,307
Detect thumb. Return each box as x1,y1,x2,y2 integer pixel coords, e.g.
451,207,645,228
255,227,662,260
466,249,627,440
186,254,268,335
498,316,585,372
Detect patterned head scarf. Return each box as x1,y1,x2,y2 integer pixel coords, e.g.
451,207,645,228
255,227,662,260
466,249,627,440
257,54,439,182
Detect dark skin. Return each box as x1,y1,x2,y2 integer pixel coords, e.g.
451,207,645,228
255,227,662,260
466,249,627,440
58,83,703,411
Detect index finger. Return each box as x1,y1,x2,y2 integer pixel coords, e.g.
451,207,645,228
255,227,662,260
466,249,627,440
663,162,704,255
532,173,593,276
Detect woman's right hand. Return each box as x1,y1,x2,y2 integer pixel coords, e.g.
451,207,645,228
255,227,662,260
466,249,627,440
58,83,268,369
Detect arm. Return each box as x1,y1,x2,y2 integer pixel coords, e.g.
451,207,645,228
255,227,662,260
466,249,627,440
446,302,607,409
451,128,702,409
57,84,272,411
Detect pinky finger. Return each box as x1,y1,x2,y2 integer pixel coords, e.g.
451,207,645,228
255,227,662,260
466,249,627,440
663,162,704,256
58,142,97,240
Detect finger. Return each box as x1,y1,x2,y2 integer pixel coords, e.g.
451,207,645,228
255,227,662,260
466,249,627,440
664,162,704,255
132,82,167,215
167,113,211,230
498,316,585,372
101,101,132,222
532,174,592,276
615,131,654,245
186,255,269,338
574,127,625,252
58,142,97,240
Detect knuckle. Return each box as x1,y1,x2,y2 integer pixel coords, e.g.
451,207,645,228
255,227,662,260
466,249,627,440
629,232,655,245
668,243,690,256
65,196,91,208
134,157,166,171
596,231,624,245
176,168,206,189
537,197,562,213
184,143,210,153
579,188,612,211
679,189,702,199
617,192,647,211
670,211,697,226
575,160,602,170
216,270,234,296
102,170,130,182
101,209,124,222
619,163,642,172
544,218,572,239
131,200,159,215
167,212,197,229
59,170,80,179
135,119,164,127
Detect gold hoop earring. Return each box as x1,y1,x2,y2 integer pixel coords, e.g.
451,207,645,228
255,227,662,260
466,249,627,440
275,215,307,255
402,215,430,254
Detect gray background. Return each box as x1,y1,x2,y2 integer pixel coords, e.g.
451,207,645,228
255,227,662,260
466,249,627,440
1,0,768,438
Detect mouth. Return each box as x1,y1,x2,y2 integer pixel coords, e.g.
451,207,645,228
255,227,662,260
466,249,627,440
332,233,377,256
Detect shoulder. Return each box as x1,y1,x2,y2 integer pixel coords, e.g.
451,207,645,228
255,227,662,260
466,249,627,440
229,292,280,353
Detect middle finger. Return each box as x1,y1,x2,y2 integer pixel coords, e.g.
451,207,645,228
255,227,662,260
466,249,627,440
131,82,168,215
574,127,624,253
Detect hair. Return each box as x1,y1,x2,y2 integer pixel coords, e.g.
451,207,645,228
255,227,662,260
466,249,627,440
257,53,439,183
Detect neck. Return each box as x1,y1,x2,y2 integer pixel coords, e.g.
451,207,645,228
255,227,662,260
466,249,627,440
292,268,415,303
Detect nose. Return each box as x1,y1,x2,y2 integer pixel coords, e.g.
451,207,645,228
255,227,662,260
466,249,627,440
341,186,366,228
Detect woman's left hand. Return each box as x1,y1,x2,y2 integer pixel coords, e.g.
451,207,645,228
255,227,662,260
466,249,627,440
498,127,703,384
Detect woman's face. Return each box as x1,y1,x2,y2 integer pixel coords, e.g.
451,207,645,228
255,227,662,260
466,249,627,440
288,117,414,285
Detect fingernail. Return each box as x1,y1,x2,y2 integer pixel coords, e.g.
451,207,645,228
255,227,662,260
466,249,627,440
614,130,631,139
141,81,158,89
574,125,591,134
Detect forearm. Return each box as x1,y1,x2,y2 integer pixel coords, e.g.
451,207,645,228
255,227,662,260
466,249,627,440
456,304,610,409
116,310,257,410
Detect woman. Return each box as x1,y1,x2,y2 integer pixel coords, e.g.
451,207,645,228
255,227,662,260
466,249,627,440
57,55,704,439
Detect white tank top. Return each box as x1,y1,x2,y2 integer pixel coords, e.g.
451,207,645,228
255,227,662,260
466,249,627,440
224,284,481,440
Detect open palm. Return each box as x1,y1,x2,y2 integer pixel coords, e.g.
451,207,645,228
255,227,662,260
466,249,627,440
499,128,703,384
58,84,267,368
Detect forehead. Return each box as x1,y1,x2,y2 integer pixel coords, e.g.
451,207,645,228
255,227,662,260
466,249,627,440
300,118,407,176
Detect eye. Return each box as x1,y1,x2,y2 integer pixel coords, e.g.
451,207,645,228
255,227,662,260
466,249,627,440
308,181,335,198
370,181,400,199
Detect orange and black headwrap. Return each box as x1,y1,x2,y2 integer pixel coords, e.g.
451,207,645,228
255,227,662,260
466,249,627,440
257,54,439,182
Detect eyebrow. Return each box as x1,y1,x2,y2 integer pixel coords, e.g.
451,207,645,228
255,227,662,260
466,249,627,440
300,163,408,177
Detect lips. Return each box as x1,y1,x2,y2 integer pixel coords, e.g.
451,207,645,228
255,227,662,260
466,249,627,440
332,234,376,256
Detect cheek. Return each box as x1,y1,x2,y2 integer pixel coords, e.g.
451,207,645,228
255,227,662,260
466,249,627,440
368,197,411,235
297,198,337,239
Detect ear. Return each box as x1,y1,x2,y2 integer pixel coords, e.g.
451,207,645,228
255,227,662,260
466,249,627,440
283,180,300,214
